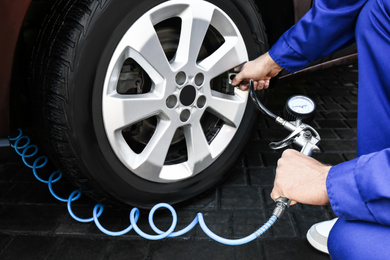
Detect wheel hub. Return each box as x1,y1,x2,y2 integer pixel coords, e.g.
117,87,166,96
180,85,196,106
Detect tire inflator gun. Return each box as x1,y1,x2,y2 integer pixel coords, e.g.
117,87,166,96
8,65,321,246
247,79,321,217
228,64,321,221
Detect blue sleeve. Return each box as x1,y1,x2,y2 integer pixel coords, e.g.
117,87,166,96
268,0,368,73
327,149,390,226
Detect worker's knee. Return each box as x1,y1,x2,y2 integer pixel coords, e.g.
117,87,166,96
357,0,390,31
328,219,390,260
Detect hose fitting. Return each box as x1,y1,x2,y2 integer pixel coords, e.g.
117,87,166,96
272,197,291,219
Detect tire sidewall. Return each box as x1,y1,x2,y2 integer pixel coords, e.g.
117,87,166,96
69,0,264,206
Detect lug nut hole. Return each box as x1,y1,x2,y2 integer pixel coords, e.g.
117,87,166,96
180,109,191,122
176,71,187,86
195,73,204,86
166,95,178,109
197,96,206,108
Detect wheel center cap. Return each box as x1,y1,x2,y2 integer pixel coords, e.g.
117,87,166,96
180,85,196,106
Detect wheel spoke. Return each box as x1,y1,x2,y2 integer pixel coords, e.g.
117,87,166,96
103,92,163,133
134,120,177,175
123,14,173,78
207,90,247,127
174,4,215,65
198,37,247,78
184,121,213,173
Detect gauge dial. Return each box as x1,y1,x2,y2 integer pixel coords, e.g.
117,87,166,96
287,96,315,114
284,95,316,123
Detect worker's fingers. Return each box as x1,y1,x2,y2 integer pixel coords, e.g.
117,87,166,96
238,80,258,91
239,84,249,91
270,191,297,206
238,79,270,91
231,72,244,86
256,79,270,90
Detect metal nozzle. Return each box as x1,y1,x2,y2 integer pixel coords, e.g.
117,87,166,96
272,197,291,219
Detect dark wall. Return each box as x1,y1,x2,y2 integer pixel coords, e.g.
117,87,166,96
255,0,295,46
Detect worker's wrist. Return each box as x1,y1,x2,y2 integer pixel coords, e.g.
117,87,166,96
265,52,282,70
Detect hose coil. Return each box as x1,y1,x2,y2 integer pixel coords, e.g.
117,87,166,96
9,129,278,245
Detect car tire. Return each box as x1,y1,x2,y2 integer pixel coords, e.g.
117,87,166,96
31,0,267,207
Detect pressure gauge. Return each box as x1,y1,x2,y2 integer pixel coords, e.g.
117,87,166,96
283,95,316,123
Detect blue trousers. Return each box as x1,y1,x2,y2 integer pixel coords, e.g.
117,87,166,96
356,0,390,156
328,219,390,260
328,0,390,259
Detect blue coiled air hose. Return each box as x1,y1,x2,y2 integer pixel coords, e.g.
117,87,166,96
8,128,290,245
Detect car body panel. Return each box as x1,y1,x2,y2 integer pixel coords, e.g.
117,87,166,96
0,0,32,137
293,0,313,22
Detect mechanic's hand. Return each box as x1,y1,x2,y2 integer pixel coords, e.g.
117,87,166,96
231,52,283,91
271,149,331,206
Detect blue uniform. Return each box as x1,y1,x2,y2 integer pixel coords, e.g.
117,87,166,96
268,0,390,259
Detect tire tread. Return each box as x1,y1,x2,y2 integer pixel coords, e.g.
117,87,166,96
31,0,110,203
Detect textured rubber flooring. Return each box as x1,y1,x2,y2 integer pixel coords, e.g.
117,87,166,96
0,63,358,259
